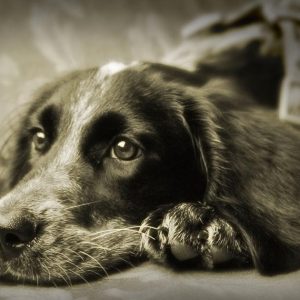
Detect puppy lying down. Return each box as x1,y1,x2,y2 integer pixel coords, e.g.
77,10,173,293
0,61,300,285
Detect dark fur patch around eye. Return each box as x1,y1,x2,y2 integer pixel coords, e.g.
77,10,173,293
85,112,127,144
8,105,60,186
38,105,59,142
82,112,127,163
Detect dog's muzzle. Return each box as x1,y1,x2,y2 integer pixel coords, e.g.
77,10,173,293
0,209,37,260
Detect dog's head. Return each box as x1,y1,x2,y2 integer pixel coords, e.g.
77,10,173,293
0,61,226,284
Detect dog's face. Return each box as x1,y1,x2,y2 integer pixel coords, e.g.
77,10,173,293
0,62,207,284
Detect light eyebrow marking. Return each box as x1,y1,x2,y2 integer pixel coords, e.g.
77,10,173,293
95,61,127,83
55,78,99,165
54,62,127,165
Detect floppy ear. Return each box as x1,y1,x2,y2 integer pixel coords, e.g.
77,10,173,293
179,87,229,202
0,108,28,196
141,62,240,200
0,79,62,195
181,87,300,274
0,85,50,195
180,96,265,270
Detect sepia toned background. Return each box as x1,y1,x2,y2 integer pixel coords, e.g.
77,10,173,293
0,0,248,122
0,0,300,299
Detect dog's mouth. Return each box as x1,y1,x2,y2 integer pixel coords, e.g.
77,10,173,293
0,218,143,285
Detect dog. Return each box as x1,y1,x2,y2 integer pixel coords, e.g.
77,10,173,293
0,59,299,285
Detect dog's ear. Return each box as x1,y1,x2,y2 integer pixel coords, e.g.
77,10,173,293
0,108,29,196
0,86,49,195
141,62,234,200
0,79,61,195
179,83,230,201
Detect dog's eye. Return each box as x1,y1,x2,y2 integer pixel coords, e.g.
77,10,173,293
32,130,49,152
110,138,141,161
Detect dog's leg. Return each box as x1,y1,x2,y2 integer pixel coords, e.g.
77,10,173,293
140,203,250,269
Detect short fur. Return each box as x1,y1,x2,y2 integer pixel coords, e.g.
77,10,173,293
0,59,299,285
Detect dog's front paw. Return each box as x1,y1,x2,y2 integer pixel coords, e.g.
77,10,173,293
140,203,219,269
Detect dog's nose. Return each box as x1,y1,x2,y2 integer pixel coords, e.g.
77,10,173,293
0,212,37,260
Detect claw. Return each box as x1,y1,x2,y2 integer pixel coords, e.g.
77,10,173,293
170,242,199,261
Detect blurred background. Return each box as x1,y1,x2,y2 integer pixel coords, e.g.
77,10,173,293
0,0,256,122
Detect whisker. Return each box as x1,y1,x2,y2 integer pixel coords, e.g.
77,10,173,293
69,269,91,286
78,251,109,278
53,263,72,287
60,251,102,281
88,225,158,237
79,241,111,251
30,266,35,284
140,232,156,241
90,227,156,241
67,248,85,261
118,257,136,268
138,225,159,231
57,272,70,287
42,262,52,282
88,226,142,236
90,228,140,241
64,201,104,211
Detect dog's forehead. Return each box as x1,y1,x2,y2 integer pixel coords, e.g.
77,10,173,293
63,62,129,124
95,62,128,82
32,61,174,130
67,62,155,120
74,61,134,103
33,61,171,133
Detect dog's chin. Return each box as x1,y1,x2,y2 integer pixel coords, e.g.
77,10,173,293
0,218,142,285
